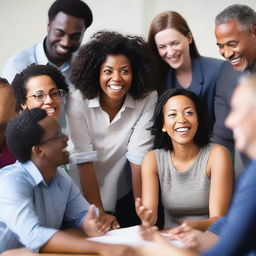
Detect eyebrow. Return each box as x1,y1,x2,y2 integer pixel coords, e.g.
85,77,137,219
54,28,83,36
103,65,130,69
167,106,193,112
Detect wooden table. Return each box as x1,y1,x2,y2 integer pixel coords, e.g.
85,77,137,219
1,248,97,256
38,254,97,256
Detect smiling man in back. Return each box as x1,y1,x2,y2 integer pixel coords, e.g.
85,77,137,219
2,0,93,83
211,4,256,165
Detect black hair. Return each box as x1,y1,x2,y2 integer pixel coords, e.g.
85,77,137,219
151,88,210,150
71,30,154,100
48,0,93,28
0,77,9,85
6,108,47,162
12,64,68,112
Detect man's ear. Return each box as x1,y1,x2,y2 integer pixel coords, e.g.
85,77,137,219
251,25,256,38
47,21,51,34
31,145,44,158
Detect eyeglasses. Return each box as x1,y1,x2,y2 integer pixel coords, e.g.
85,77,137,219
39,129,66,145
26,89,64,102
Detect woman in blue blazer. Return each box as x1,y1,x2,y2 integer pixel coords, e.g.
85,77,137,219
148,11,223,128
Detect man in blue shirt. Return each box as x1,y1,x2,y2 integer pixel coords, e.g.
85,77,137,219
1,0,93,83
0,108,136,255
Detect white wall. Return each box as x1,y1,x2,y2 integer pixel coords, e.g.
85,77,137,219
1,0,256,72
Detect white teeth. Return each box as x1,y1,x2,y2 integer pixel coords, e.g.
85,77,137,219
57,45,69,54
109,85,123,91
45,108,55,114
229,56,241,65
176,127,189,132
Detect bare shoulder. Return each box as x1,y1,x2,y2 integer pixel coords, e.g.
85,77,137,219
142,150,158,173
210,144,231,158
143,150,157,164
212,144,231,155
208,144,232,172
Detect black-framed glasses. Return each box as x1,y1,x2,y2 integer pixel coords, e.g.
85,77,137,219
26,89,64,102
39,129,66,145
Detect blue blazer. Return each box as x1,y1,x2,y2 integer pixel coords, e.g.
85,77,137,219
165,57,224,128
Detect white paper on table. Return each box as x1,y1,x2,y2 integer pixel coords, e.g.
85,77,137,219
87,225,183,248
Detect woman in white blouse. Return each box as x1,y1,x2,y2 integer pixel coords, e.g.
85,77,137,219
66,31,158,230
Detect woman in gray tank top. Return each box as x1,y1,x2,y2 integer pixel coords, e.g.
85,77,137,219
136,89,233,230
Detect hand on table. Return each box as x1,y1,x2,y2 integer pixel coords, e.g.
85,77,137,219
168,223,205,251
135,197,153,226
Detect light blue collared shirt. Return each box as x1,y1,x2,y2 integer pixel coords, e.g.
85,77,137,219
1,38,71,83
0,161,89,253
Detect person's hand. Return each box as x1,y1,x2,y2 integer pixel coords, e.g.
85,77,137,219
140,224,159,242
98,210,120,231
99,244,137,256
83,204,116,236
135,197,153,226
168,223,205,251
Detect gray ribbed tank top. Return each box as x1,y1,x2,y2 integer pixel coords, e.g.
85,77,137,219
155,143,213,229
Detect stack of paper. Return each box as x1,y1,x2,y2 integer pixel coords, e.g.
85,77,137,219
87,225,183,248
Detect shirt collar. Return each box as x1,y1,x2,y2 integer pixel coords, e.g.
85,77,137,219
19,160,45,186
35,38,71,72
248,63,256,74
88,93,136,109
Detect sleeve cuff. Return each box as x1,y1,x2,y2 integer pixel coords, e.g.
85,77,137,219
70,151,98,164
126,152,144,165
28,228,58,252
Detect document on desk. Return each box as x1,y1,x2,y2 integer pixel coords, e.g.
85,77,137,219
87,225,183,248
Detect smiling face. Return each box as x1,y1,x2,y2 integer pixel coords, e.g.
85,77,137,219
154,28,192,70
225,80,256,158
22,75,62,120
38,116,69,169
215,20,256,71
162,95,198,146
45,12,85,67
99,54,133,105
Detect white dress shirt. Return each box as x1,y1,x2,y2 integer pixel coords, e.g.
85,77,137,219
66,89,157,211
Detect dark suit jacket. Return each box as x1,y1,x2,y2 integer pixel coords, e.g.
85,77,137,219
166,57,224,128
211,61,252,165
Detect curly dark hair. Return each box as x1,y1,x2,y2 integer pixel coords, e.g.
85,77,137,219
48,0,93,28
12,64,69,112
151,88,210,150
71,30,154,100
6,108,47,162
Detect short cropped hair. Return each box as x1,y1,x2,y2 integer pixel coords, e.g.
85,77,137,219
12,64,69,112
0,77,9,86
215,4,256,32
6,108,47,162
48,0,93,28
71,30,154,100
151,88,210,150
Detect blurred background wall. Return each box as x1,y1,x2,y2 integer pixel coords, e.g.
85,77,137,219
1,0,256,70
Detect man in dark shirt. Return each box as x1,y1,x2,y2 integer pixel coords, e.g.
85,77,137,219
211,4,256,166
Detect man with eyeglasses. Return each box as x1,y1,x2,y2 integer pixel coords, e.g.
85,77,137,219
0,78,16,168
0,108,136,255
2,0,93,85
